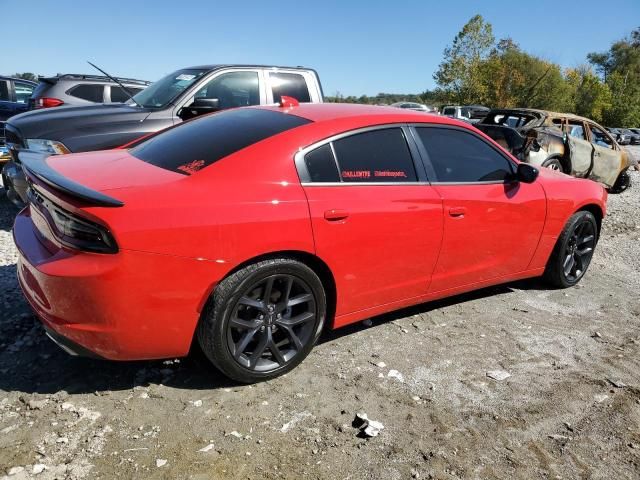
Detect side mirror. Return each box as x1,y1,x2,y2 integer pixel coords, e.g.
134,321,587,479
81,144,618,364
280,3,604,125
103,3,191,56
517,163,539,183
178,98,220,120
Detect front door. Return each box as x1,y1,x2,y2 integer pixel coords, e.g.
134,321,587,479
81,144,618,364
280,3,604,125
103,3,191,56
412,126,546,293
565,119,593,177
298,127,444,317
588,123,623,187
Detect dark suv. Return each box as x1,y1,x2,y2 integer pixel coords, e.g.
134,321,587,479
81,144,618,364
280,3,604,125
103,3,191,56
28,74,150,109
1,76,37,143
4,64,324,206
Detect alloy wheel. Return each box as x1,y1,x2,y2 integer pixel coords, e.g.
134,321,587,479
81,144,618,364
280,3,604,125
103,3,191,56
226,274,317,372
563,219,596,283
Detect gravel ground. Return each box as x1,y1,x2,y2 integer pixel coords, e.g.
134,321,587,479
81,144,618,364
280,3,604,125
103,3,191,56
1,151,639,480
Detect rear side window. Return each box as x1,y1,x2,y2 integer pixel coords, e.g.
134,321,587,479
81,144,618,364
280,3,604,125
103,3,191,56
0,81,9,101
130,108,311,175
110,86,144,103
304,144,340,182
332,129,417,183
416,127,513,182
68,84,104,102
270,73,311,103
14,81,34,103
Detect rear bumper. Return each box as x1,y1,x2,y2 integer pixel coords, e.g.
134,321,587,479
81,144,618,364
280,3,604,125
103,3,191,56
13,208,219,361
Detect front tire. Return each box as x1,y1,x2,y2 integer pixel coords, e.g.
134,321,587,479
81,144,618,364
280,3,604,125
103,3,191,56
197,258,326,383
544,211,598,288
542,158,563,172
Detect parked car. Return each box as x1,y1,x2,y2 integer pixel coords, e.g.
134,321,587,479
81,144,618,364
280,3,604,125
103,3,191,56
620,128,640,145
3,65,324,206
15,102,607,383
607,127,630,145
389,102,436,113
476,109,635,192
441,105,489,123
1,76,36,145
28,74,150,110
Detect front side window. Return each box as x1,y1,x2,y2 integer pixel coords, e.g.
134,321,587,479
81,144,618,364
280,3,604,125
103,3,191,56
589,124,613,149
270,73,311,103
416,127,514,183
442,107,455,116
130,108,311,175
0,81,9,101
193,71,260,109
131,68,208,108
68,84,104,102
567,120,586,140
14,81,34,104
332,129,417,183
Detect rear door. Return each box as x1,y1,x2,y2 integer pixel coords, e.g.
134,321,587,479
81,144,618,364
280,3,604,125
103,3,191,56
587,123,623,187
297,126,444,318
564,118,592,176
412,126,546,292
0,79,12,121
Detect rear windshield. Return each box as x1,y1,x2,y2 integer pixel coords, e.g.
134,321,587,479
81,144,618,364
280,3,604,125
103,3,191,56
130,108,311,175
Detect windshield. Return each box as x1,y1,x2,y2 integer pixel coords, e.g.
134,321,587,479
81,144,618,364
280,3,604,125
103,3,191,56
129,68,208,108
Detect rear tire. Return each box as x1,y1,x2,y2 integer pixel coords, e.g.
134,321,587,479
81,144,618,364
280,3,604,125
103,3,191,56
544,211,598,288
197,258,326,383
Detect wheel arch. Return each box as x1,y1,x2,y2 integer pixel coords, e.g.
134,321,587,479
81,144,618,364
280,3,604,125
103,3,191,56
543,154,570,173
199,250,338,329
576,203,603,238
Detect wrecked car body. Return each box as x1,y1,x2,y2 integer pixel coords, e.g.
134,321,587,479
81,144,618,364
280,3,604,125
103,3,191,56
476,108,634,192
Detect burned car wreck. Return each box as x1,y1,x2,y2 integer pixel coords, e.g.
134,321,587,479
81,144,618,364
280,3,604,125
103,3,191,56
476,108,635,192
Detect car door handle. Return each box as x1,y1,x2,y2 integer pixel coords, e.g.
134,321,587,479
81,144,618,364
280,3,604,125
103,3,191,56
448,207,467,218
324,209,349,221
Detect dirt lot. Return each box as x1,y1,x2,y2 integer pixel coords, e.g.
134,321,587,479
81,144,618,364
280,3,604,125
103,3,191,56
1,151,639,480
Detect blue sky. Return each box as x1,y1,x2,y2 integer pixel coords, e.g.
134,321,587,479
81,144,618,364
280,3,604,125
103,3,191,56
3,0,639,96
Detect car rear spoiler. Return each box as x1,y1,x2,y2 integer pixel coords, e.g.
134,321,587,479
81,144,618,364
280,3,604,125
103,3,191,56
19,151,124,207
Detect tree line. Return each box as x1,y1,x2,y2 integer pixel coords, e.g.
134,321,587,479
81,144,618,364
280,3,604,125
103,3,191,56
328,16,640,128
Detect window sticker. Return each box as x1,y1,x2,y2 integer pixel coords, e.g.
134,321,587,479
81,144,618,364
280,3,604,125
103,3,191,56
176,74,196,81
177,160,205,175
374,170,408,178
341,170,371,179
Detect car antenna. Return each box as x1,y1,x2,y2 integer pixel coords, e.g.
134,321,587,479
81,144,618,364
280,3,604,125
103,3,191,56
87,61,140,107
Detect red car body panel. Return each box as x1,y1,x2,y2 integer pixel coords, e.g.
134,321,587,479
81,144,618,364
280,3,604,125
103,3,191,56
13,104,608,360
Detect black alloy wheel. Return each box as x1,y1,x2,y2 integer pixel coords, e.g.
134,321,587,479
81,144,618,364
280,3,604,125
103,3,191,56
227,274,316,372
197,258,326,383
544,210,598,288
562,219,596,283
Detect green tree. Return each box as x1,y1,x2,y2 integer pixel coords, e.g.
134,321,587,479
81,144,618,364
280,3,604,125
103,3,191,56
13,72,38,81
588,27,640,126
433,15,494,104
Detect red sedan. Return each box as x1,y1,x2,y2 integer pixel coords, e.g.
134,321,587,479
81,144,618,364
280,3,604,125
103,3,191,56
13,103,607,383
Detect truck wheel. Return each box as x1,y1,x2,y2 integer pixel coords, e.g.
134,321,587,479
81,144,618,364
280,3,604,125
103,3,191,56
197,258,327,383
544,211,598,288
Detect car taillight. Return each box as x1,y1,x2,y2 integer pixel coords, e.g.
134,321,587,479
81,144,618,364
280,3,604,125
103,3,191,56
28,188,118,254
34,97,64,109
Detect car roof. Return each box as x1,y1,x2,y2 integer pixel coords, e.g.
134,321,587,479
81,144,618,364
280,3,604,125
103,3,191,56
185,64,314,72
486,107,594,123
257,103,466,127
